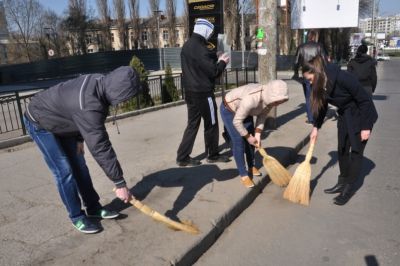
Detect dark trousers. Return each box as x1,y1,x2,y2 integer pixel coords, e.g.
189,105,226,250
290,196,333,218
177,94,219,161
337,120,368,185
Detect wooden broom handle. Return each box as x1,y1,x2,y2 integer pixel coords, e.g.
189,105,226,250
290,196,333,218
258,147,268,158
305,139,316,162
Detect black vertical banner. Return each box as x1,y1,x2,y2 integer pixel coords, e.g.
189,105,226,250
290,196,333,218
187,0,224,49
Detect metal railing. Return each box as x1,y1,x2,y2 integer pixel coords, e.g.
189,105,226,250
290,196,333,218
0,67,257,141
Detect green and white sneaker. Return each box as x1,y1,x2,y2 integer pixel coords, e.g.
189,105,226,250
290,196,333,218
87,209,120,219
73,217,101,234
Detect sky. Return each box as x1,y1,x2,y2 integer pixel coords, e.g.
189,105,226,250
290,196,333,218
38,0,399,18
38,0,185,17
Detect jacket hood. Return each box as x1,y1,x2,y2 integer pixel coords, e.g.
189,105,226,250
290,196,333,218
354,54,373,64
261,80,289,106
100,66,141,106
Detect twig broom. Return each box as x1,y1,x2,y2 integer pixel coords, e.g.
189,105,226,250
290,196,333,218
258,147,292,187
283,140,316,206
114,189,200,234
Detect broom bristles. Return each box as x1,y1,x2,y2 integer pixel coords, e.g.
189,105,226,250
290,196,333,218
283,162,311,205
131,199,200,235
259,148,292,187
282,141,315,206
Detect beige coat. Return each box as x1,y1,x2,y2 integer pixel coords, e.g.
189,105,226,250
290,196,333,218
224,80,289,136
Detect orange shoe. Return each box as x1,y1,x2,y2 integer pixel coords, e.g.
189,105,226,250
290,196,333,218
252,167,262,177
241,176,255,188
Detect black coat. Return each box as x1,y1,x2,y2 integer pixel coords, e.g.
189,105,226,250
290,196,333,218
27,66,141,186
181,33,226,96
314,64,378,151
347,54,377,92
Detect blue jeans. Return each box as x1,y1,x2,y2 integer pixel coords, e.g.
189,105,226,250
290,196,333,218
303,79,313,123
220,103,255,177
24,116,101,223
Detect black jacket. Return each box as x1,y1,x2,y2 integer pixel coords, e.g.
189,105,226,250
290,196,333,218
347,54,377,92
314,64,378,151
27,66,141,187
294,41,327,75
181,33,226,96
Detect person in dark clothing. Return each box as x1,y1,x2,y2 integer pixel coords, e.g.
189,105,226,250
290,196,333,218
24,66,141,233
347,44,377,96
293,30,329,124
302,56,378,205
176,18,230,166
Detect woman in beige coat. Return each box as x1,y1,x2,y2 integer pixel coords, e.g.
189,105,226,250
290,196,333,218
220,80,289,188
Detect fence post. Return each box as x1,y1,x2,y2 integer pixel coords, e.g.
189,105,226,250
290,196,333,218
159,75,164,103
235,68,239,87
253,67,256,82
180,73,184,99
245,67,248,84
15,92,26,135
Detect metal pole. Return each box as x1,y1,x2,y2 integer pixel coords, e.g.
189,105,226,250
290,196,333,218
258,0,277,129
157,15,162,70
241,0,245,68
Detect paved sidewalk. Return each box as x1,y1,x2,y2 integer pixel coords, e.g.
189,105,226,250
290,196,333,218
0,76,315,266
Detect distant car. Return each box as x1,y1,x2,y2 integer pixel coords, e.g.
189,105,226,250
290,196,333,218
376,54,390,61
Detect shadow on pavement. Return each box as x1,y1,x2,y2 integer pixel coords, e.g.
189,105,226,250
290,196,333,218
309,151,376,197
104,165,237,222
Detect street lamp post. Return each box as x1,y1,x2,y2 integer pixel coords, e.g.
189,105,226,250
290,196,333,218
154,10,163,70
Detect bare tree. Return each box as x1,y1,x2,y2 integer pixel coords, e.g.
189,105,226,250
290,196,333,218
113,0,127,50
96,0,112,51
128,0,140,49
182,1,189,40
166,0,177,47
3,0,43,62
63,0,89,55
38,10,69,59
224,0,240,49
148,0,160,48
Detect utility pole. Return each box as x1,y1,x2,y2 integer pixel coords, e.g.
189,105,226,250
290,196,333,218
241,0,245,68
258,0,277,129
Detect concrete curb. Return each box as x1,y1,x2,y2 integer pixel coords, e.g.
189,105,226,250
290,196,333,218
172,134,311,266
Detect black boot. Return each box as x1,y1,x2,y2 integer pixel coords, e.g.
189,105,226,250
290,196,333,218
333,184,355,206
324,176,345,194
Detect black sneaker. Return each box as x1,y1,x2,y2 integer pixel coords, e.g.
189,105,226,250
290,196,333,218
176,157,202,167
73,217,101,234
87,209,120,219
206,154,230,163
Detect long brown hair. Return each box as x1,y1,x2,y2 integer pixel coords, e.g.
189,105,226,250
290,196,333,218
302,56,327,117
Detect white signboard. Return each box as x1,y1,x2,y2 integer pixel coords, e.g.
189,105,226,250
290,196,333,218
291,0,360,29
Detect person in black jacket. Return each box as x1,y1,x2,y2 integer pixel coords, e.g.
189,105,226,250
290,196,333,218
176,18,230,166
24,66,141,233
303,56,378,205
293,30,329,124
347,44,377,96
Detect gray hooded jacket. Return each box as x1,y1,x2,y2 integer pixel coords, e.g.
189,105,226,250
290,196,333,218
26,66,141,187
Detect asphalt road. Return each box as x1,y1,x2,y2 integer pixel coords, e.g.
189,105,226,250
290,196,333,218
195,58,400,266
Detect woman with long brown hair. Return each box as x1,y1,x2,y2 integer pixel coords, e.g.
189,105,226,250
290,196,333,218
302,56,378,205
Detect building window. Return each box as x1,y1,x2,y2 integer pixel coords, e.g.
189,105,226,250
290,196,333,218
163,30,169,41
175,30,179,39
87,48,94,53
142,31,148,41
164,44,169,48
111,33,115,43
86,34,92,44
